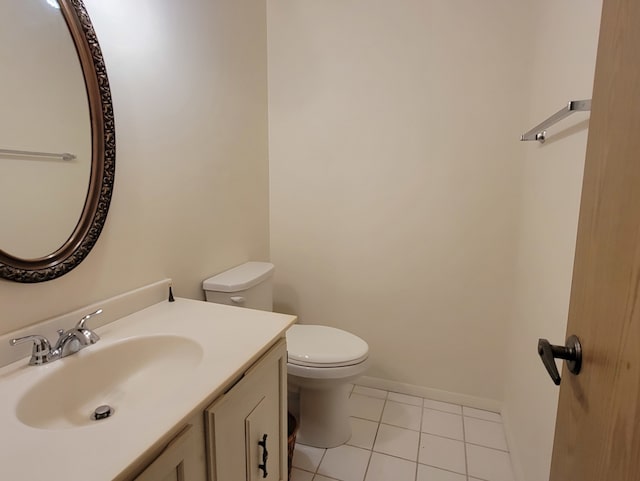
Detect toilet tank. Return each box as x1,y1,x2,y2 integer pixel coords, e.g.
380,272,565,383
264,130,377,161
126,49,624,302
202,262,274,311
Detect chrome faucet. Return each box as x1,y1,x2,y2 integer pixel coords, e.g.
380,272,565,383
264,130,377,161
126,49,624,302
10,309,102,365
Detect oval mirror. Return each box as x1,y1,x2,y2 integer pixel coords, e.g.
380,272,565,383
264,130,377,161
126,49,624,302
0,0,115,283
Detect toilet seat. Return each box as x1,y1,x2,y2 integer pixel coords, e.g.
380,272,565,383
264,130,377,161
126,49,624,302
286,324,369,368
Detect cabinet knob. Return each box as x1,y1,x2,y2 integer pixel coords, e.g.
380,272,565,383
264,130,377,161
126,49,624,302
258,433,268,478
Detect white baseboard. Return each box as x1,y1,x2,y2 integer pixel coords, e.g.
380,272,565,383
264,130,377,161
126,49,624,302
355,375,503,413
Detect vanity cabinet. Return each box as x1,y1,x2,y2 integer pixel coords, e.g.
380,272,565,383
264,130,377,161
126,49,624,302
128,339,287,481
205,339,288,481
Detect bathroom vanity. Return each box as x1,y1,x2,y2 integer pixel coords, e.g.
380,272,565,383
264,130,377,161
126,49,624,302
127,339,287,481
0,281,296,481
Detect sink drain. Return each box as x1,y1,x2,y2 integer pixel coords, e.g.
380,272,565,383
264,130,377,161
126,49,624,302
91,405,115,421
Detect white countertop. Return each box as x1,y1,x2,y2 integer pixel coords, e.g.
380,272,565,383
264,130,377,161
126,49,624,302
0,298,295,481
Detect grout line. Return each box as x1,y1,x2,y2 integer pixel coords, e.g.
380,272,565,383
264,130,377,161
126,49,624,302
312,474,341,481
363,449,423,467
294,467,315,475
423,404,463,415
462,414,504,424
352,385,388,400
372,417,382,444
414,397,425,481
361,397,385,481
354,390,382,480
376,393,387,423
465,476,491,481
315,447,328,476
379,422,421,432
464,440,510,453
361,447,374,481
461,406,503,422
351,414,384,423
462,413,469,478
416,428,465,443
416,461,469,478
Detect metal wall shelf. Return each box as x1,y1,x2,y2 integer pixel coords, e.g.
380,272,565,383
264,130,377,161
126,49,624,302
0,148,76,161
521,99,591,144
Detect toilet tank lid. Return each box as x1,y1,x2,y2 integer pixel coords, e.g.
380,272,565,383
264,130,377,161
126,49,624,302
203,262,274,292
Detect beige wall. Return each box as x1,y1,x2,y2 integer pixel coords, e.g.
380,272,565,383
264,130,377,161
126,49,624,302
267,0,530,402
268,1,602,478
0,0,270,336
503,2,602,480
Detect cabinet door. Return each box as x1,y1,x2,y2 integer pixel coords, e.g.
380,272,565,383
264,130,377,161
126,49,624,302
245,394,279,481
134,424,196,481
206,340,287,481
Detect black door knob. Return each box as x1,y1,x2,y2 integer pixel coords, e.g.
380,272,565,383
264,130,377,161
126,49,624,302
537,335,582,385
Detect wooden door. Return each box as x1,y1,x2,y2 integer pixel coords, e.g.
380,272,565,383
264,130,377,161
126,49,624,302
549,0,640,479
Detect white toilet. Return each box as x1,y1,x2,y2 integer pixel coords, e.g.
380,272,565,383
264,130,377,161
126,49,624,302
203,262,369,448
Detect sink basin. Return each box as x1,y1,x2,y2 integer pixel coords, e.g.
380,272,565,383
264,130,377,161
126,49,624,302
16,335,203,430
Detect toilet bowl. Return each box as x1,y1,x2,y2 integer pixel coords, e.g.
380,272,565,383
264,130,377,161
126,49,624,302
286,324,369,447
203,262,369,448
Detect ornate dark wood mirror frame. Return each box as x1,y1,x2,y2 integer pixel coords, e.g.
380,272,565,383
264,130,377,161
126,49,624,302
0,0,115,283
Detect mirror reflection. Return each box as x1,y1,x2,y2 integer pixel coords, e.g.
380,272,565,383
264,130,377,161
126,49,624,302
0,0,91,259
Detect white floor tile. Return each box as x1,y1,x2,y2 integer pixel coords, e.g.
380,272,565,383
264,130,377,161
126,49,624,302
464,416,509,451
373,423,420,461
353,385,388,399
417,464,467,481
291,468,315,481
466,444,515,481
294,389,516,481
421,409,464,440
462,406,502,423
387,392,423,406
317,444,371,481
418,433,466,475
381,401,422,431
364,452,416,481
422,399,462,415
349,393,386,421
348,417,379,450
293,443,326,472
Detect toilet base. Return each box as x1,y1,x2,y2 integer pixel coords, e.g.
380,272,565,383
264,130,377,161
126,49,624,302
296,383,352,448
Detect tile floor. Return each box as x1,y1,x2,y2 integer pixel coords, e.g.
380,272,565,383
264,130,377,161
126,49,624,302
291,385,515,481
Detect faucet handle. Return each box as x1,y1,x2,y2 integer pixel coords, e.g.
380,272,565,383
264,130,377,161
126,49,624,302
9,335,52,365
76,308,103,329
